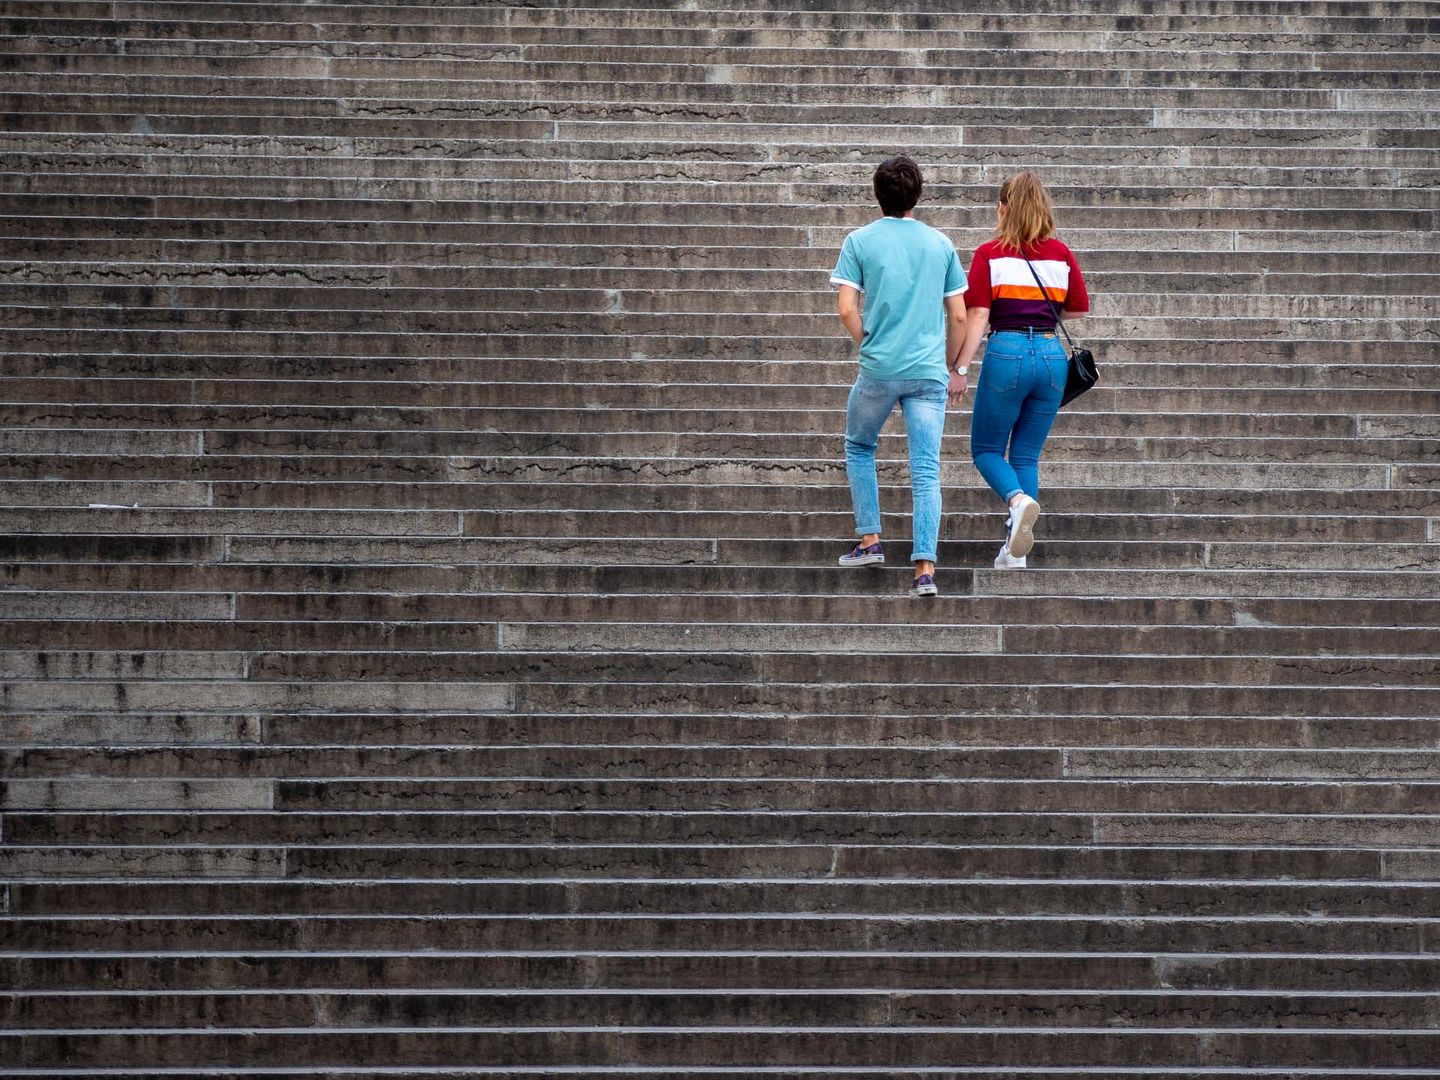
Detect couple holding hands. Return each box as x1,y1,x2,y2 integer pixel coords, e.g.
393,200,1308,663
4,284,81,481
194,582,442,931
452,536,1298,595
830,158,1090,596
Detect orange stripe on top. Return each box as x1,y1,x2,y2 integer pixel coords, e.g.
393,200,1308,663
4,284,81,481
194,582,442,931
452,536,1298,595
993,283,1068,302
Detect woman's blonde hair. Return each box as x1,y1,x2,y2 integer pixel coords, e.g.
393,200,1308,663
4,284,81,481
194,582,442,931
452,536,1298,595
994,171,1056,254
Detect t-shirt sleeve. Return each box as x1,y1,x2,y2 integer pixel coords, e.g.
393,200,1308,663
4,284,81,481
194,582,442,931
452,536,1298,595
1064,246,1090,312
830,235,863,292
964,244,992,308
942,242,966,298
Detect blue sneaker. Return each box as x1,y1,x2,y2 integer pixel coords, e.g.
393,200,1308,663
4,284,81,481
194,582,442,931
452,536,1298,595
839,541,884,567
909,573,938,597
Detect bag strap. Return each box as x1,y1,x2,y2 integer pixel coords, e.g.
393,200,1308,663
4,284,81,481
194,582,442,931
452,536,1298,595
1022,254,1078,352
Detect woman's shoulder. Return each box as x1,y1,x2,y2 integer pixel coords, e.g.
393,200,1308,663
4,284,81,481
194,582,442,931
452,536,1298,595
1034,236,1077,259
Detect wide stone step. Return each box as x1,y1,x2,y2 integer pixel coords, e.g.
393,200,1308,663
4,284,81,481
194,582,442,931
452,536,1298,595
9,580,1432,626
9,169,1438,212
0,677,1435,720
11,807,1440,844
7,192,1437,229
8,711,1438,750
7,909,1440,954
18,740,1440,779
10,289,1438,325
1,949,1434,994
7,95,1432,134
9,352,1438,388
5,1026,1439,1072
9,0,1438,25
0,75,1384,112
3,986,1435,1030
11,237,1440,279
1,841,1422,882
11,216,1437,255
6,375,1438,417
6,551,1435,597
40,431,1414,468
11,53,1440,95
2,405,1424,440
13,41,1440,84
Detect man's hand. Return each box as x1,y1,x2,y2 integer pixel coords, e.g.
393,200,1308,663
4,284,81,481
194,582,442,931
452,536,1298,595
947,369,969,408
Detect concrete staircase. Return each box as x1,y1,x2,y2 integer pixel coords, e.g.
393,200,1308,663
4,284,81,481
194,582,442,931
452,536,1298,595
2,0,1439,1074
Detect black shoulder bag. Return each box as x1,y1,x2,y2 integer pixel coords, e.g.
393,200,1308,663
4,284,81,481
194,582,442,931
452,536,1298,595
1022,256,1098,407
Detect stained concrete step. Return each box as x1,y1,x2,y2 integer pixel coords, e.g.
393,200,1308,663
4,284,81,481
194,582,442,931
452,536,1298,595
13,875,1440,915
3,842,1427,882
2,444,1433,483
14,44,1440,85
9,170,1438,212
7,192,1436,228
8,267,1440,304
31,431,1414,467
4,1026,1439,1072
5,526,1437,572
494,621,1440,656
20,741,1440,780
7,555,1437,598
8,909,1440,953
11,54,1440,95
6,377,1439,418
1,678,1435,721
11,219,1436,255
8,556,1439,599
10,289,1439,324
5,987,1437,1029
10,353,1440,386
2,949,1436,995
9,711,1440,750
10,580,1435,626
10,0,1439,24
12,808,1440,844
2,405,1428,441
0,76,1390,110
11,238,1440,278
7,98,1433,134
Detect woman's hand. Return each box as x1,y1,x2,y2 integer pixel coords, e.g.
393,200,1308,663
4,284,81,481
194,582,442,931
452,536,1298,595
947,370,969,408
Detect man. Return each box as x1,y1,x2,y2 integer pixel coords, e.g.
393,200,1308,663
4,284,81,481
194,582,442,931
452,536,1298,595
830,155,969,597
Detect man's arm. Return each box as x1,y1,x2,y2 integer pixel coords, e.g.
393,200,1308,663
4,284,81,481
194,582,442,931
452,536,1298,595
837,285,863,345
944,293,967,369
946,298,985,407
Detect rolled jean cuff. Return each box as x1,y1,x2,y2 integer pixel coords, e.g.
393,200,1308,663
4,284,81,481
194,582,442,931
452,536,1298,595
1003,488,1024,503
855,525,881,537
910,551,937,564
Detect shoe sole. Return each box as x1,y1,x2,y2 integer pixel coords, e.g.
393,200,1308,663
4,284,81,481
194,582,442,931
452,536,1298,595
839,554,884,567
910,585,938,597
1007,499,1041,558
993,559,1026,570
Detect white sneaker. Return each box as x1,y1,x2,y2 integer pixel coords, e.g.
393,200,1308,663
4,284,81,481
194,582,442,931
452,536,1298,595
1006,495,1041,558
994,543,1027,570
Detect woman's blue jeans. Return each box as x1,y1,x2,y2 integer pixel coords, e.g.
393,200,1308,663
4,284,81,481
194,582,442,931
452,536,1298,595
844,372,946,564
970,330,1068,505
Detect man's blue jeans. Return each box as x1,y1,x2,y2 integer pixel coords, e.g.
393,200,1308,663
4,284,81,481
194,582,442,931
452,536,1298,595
844,372,947,564
970,330,1068,504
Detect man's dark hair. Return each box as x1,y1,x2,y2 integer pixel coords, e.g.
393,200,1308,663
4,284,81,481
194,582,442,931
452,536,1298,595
873,156,922,216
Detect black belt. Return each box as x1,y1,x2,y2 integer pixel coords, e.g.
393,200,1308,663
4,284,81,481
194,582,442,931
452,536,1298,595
990,327,1057,338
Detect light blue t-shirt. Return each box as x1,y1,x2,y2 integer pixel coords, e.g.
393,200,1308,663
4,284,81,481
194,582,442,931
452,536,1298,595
830,216,966,384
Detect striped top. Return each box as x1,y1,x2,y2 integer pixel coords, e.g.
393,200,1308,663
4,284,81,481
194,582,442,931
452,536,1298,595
965,237,1089,333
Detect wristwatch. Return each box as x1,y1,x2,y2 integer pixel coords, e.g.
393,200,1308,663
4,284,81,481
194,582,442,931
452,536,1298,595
954,366,968,376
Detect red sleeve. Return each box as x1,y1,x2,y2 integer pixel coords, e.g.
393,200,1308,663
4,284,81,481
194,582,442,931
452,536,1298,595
1064,245,1089,312
965,243,992,308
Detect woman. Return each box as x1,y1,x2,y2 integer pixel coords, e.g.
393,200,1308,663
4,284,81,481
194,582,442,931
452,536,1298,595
948,172,1089,569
